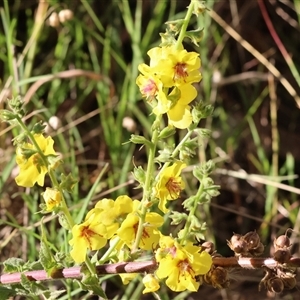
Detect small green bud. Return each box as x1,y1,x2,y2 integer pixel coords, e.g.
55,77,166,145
185,28,204,47
193,1,208,16
169,211,188,225
194,128,212,138
179,137,198,160
158,125,176,139
155,145,174,163
132,166,146,187
165,19,185,35
130,134,153,147
32,121,46,134
192,102,214,123
193,160,215,180
0,109,16,121
18,147,37,159
160,31,177,47
59,173,78,193
58,213,71,230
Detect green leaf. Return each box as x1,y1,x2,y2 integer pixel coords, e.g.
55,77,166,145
3,258,26,273
184,28,204,46
60,173,78,193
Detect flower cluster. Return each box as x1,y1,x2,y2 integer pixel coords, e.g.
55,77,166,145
69,195,164,263
15,134,57,187
154,235,212,292
136,44,202,129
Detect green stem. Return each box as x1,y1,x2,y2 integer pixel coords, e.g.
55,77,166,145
132,115,161,251
155,128,194,181
180,173,207,242
175,0,195,48
99,237,121,263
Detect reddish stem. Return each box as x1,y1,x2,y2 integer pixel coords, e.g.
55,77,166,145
1,257,299,285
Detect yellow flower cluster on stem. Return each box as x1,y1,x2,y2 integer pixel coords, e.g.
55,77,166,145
1,0,215,296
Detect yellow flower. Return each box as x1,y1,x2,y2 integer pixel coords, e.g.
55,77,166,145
119,273,138,285
155,236,212,292
86,195,137,238
155,161,186,213
69,212,107,263
15,134,56,187
117,211,164,250
42,188,62,211
136,64,163,102
154,84,197,129
147,46,202,87
142,274,160,294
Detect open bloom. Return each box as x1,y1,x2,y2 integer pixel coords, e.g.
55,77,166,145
146,46,202,87
117,211,164,250
86,195,137,238
155,161,186,212
154,84,197,129
69,212,107,263
155,235,212,292
15,134,57,187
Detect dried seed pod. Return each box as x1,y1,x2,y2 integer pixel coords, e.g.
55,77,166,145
282,276,297,290
273,249,292,264
269,277,284,294
201,241,215,255
249,242,265,257
204,266,230,289
227,233,248,256
273,234,292,263
274,235,291,250
243,231,261,249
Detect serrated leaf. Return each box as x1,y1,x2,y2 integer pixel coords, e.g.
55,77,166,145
3,258,26,273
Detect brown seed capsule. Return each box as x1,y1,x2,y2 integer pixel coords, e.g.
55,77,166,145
243,231,261,249
274,235,290,250
227,234,248,255
273,249,292,264
282,276,297,290
269,277,284,294
249,242,265,257
201,241,215,255
204,266,230,289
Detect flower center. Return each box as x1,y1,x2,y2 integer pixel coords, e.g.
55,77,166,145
142,78,158,99
173,63,188,82
166,177,182,199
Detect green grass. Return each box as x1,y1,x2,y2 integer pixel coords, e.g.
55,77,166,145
1,1,300,299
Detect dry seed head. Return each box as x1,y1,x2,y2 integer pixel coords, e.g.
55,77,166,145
201,241,215,255
282,276,297,290
274,235,291,250
250,242,265,256
273,249,292,264
204,266,230,289
243,231,261,249
227,233,248,255
269,277,284,294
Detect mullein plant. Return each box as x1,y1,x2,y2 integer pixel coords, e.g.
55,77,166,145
0,0,220,297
